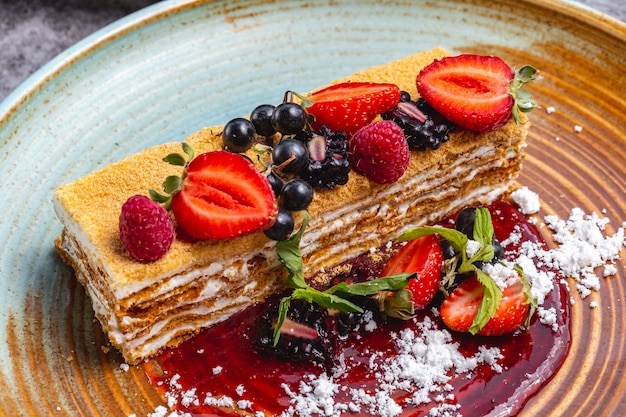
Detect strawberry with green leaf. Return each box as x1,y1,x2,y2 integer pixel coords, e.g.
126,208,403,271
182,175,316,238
440,271,533,336
151,143,277,240
417,54,539,133
396,207,537,336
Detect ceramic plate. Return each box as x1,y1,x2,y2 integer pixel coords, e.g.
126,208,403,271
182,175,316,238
0,0,624,415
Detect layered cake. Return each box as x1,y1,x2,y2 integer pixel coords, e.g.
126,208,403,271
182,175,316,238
53,47,532,364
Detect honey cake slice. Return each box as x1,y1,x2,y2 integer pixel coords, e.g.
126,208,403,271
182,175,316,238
53,47,529,364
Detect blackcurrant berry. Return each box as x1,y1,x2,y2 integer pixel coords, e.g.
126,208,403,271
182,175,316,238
263,208,295,241
272,139,309,174
455,207,476,238
222,118,256,153
271,102,306,135
250,104,276,137
267,171,285,197
282,179,314,211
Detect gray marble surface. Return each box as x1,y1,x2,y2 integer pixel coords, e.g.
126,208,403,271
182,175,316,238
0,0,624,103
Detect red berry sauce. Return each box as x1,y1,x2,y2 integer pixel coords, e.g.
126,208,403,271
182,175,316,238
143,200,570,416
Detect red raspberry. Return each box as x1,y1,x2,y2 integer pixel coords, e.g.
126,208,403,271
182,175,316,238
348,120,410,184
119,194,175,263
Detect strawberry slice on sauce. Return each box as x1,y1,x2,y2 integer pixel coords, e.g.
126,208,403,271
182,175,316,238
440,273,530,336
417,54,538,133
380,234,443,310
305,82,401,134
171,151,277,240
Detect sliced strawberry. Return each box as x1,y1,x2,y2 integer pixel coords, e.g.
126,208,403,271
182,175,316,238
380,234,443,310
306,82,401,134
440,273,530,336
171,151,277,240
417,54,537,133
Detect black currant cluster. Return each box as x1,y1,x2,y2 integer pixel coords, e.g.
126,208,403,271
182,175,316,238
221,100,350,242
255,297,370,364
438,207,505,294
381,91,454,151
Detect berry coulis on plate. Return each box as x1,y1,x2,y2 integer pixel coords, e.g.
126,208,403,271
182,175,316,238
143,200,570,416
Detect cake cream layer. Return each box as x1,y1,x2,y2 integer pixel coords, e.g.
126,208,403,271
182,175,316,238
53,47,529,363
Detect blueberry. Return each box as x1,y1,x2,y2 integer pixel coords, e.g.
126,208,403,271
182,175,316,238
250,104,276,137
271,102,306,135
263,208,295,241
282,179,314,211
222,118,256,153
272,139,309,174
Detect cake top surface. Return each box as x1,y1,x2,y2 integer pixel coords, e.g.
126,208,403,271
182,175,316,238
53,46,528,291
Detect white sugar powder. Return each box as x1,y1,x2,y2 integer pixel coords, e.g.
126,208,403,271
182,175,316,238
511,186,540,214
280,316,502,417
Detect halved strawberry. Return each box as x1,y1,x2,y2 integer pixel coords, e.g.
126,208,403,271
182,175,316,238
171,151,277,240
440,273,530,336
380,234,443,310
305,82,401,134
417,54,538,133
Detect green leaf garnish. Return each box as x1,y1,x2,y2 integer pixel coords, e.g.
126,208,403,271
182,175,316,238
181,141,195,161
162,175,183,195
514,264,539,327
149,142,193,210
272,212,413,345
396,207,505,334
469,268,502,334
163,153,187,167
510,64,540,123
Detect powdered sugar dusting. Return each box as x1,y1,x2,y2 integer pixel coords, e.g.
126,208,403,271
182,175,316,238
533,207,624,301
280,316,503,417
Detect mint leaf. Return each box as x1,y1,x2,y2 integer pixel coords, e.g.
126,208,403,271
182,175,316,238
326,273,413,297
467,207,495,264
469,267,502,334
293,288,364,312
514,264,538,327
397,225,468,255
275,212,309,289
273,296,292,346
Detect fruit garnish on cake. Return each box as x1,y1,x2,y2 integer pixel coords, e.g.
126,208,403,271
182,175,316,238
53,46,548,408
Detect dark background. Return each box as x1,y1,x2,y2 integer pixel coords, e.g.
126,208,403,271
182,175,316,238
0,0,624,102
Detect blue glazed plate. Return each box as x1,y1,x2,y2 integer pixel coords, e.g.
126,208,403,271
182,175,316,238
0,0,624,415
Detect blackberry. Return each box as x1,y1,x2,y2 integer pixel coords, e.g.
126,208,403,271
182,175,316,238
255,299,332,364
333,296,371,338
415,97,456,130
381,99,450,151
295,126,350,189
